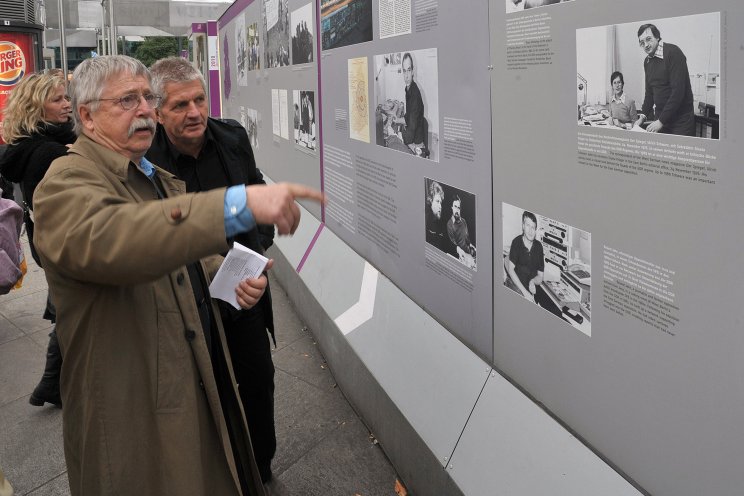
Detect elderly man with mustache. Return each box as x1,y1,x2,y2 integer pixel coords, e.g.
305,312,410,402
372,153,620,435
32,55,323,496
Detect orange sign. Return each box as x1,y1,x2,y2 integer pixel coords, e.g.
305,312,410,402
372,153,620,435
0,41,26,86
0,32,37,143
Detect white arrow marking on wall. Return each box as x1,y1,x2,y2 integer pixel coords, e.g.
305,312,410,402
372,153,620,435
334,262,379,335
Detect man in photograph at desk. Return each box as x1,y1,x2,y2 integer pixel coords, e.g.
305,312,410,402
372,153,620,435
393,52,427,157
505,211,544,302
447,195,475,267
638,23,695,136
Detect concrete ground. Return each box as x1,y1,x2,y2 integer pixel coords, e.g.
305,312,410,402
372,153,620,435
0,235,399,496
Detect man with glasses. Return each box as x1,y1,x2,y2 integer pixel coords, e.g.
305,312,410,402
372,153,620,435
393,52,426,153
32,55,323,495
637,23,695,136
146,56,280,493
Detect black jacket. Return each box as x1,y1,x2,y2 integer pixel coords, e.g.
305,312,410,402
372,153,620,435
146,118,275,334
0,122,75,210
0,121,76,265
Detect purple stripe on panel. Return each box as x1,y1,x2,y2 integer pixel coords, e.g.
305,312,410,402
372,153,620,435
296,223,325,273
207,20,218,36
219,0,256,26
315,0,326,223
207,20,221,118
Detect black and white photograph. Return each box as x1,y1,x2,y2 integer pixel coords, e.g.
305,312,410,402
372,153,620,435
195,35,206,78
425,178,476,271
235,15,248,86
506,0,574,14
502,202,592,336
320,0,373,51
291,3,314,65
247,22,261,71
246,107,259,151
293,90,316,151
263,0,290,68
577,12,720,140
374,48,439,161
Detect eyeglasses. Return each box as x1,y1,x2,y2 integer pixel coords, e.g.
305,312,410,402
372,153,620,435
89,93,162,111
639,36,656,47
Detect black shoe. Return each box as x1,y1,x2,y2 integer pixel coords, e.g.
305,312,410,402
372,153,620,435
29,330,62,408
263,477,289,496
29,384,61,407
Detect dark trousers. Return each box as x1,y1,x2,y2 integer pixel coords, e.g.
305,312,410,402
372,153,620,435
663,110,696,137
223,305,276,483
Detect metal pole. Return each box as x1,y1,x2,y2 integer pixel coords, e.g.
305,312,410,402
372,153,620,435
38,0,47,50
57,0,68,78
108,0,117,55
100,0,107,55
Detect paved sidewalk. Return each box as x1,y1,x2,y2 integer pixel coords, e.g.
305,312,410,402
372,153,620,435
0,236,398,495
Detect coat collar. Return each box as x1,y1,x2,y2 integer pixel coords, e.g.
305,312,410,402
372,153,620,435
69,134,135,181
71,133,178,184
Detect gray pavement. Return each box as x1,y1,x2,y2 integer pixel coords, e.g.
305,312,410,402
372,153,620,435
0,236,399,496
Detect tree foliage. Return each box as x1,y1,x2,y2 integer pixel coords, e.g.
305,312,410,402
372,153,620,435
132,37,186,67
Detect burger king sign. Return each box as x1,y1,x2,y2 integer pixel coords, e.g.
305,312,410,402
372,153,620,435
0,41,26,86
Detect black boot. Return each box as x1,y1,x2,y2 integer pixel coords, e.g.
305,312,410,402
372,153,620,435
29,329,62,407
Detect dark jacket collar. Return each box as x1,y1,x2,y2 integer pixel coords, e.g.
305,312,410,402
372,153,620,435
148,118,246,185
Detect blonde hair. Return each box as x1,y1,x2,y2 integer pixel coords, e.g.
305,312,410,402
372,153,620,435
2,72,66,144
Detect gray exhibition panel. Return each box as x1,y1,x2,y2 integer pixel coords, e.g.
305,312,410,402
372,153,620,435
318,0,494,361
270,201,641,494
288,220,366,321
448,372,641,496
343,273,490,467
256,174,323,270
219,0,322,219
219,0,744,494
492,1,743,495
285,215,490,466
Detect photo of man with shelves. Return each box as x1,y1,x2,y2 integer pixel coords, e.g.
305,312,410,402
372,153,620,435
503,203,592,336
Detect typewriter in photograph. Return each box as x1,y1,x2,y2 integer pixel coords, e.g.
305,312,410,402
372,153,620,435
543,264,591,322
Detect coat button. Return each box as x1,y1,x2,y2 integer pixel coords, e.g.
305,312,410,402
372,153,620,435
184,329,196,341
176,273,185,285
199,381,204,389
171,207,182,220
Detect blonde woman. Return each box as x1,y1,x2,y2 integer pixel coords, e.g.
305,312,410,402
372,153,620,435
0,72,75,407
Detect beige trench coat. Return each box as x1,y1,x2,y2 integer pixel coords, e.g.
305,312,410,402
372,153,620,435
33,135,264,496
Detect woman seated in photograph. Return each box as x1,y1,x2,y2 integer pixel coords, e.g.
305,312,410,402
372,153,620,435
609,71,645,130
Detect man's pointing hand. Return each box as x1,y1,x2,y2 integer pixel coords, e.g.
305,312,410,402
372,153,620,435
246,183,325,235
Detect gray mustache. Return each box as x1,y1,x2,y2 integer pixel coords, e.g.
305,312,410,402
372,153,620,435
128,118,156,137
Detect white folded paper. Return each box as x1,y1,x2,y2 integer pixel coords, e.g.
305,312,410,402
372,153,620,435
208,242,268,310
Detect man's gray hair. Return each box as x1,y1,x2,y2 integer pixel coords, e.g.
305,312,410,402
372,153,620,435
69,55,151,135
150,57,206,103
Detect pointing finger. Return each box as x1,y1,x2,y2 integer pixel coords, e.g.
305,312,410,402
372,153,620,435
285,184,325,203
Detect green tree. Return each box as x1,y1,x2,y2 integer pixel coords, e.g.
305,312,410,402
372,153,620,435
132,37,186,67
